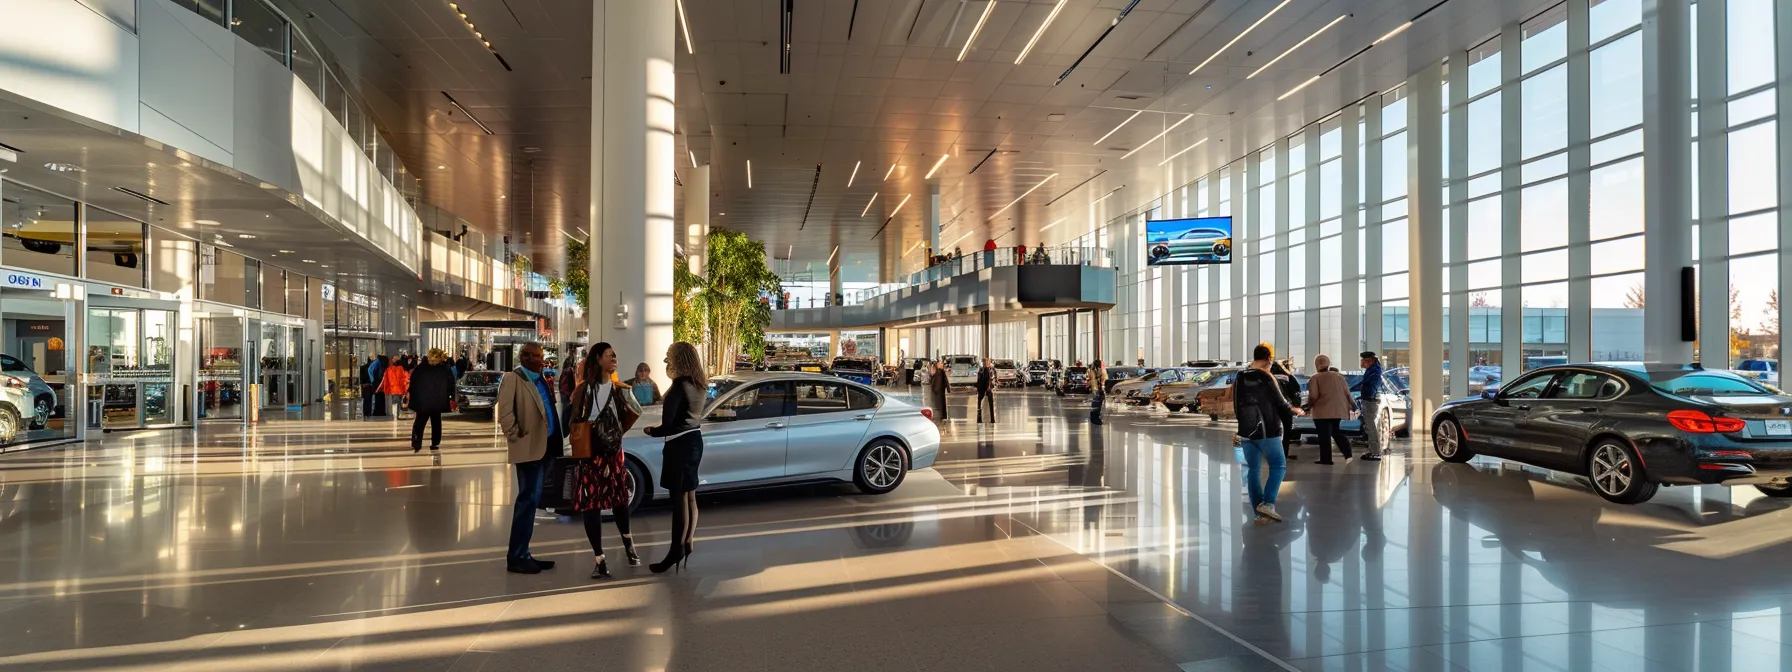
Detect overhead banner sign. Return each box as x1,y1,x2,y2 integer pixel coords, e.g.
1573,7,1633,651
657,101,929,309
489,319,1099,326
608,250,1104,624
2,271,49,291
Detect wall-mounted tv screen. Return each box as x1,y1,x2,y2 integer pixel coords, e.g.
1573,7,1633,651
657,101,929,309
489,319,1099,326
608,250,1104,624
1145,216,1233,266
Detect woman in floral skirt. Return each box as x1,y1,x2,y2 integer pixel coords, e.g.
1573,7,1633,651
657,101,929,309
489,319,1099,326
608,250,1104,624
568,342,644,579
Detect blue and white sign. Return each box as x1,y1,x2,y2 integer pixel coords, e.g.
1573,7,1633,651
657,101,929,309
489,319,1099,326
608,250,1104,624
1,271,48,290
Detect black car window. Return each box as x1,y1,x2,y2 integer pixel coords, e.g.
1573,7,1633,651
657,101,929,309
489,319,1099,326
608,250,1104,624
1549,372,1614,400
0,355,24,372
1650,371,1769,397
1501,373,1557,399
793,382,850,415
847,386,878,411
713,381,791,421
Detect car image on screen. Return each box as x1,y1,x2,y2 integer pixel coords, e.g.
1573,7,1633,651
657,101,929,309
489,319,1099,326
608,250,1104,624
1145,216,1234,266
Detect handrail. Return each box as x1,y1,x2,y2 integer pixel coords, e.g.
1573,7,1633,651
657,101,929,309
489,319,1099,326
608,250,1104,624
773,246,1113,309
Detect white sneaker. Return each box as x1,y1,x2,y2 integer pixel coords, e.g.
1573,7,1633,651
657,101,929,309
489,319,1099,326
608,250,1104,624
1254,503,1282,522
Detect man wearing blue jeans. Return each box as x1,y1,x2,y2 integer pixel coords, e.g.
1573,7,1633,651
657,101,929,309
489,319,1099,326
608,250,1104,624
1234,343,1303,524
497,342,562,574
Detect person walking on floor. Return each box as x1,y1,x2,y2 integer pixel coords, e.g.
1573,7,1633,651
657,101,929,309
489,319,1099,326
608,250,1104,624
1354,352,1386,461
359,354,378,418
1235,343,1304,525
1305,355,1354,465
407,348,457,452
380,354,411,421
497,342,561,574
928,360,950,426
1089,359,1107,425
626,363,663,406
975,357,997,424
1269,359,1302,461
567,342,644,579
644,341,707,573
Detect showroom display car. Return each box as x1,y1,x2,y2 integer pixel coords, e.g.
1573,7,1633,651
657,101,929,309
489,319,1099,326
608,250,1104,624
992,359,1023,388
454,370,504,414
1431,363,1792,504
1153,367,1242,413
1059,366,1093,395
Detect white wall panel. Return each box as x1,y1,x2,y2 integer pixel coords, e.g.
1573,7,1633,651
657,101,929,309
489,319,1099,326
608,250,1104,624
0,0,139,131
139,103,231,165
137,0,234,157
230,39,300,194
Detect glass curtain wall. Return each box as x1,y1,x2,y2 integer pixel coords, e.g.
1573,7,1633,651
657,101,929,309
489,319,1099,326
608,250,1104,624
1086,0,1781,404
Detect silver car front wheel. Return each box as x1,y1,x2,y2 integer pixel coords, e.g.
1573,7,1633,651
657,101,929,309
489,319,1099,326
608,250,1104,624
853,440,909,495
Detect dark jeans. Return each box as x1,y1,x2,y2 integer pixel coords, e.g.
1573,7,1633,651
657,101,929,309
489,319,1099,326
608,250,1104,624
507,432,563,564
361,386,376,416
1314,418,1353,463
1090,391,1105,425
976,390,996,423
372,391,387,417
412,411,442,448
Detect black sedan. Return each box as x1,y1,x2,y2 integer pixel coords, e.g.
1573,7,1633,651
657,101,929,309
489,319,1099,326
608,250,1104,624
1058,366,1093,395
1431,363,1792,504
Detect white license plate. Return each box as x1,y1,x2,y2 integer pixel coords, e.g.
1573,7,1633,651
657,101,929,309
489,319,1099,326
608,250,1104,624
1765,420,1791,436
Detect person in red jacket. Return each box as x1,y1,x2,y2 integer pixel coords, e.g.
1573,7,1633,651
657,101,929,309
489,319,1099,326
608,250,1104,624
380,355,411,421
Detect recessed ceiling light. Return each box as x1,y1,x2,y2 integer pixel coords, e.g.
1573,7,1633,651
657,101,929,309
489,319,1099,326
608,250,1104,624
500,195,507,199
746,160,753,188
1015,0,1067,65
437,165,447,170
924,154,952,179
301,259,316,263
238,234,256,239
675,0,694,54
860,192,879,217
987,173,1058,221
888,193,913,218
847,160,861,188
1157,138,1208,166
194,219,220,226
278,249,294,253
883,164,898,181
43,162,83,173
956,0,996,62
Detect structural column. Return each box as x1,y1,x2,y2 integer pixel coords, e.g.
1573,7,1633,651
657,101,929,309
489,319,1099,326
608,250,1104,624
1407,60,1446,432
1341,99,1362,358
590,0,676,387
1641,0,1695,362
1447,48,1470,400
685,164,710,275
1364,98,1385,354
1499,25,1525,379
1694,0,1728,364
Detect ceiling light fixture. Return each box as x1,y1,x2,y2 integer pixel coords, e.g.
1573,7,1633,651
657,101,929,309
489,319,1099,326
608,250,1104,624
1374,21,1414,45
945,229,975,248
1056,0,1142,85
194,219,220,226
1091,186,1123,205
43,162,82,173
860,192,879,217
1278,76,1323,101
448,3,510,70
689,150,697,168
883,164,898,181
847,160,861,187
1120,114,1193,160
1041,217,1067,231
238,234,257,239
746,160,753,188
888,193,913,218
1015,0,1067,64
1157,137,1208,166
826,246,839,266
904,240,924,256
278,249,295,253
1188,0,1292,74
1276,0,1452,103
924,153,951,179
1092,110,1143,147
1247,14,1349,80
956,1,996,62
675,0,694,54
987,173,1058,221
301,259,316,264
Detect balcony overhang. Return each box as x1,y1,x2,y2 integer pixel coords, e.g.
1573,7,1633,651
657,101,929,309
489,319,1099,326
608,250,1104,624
771,264,1117,332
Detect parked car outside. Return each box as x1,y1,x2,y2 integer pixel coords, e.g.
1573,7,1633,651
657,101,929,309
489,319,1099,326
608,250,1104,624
1735,359,1780,387
1432,363,1792,504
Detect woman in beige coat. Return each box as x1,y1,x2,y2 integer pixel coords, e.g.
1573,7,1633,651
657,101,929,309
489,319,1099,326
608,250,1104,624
1306,354,1355,465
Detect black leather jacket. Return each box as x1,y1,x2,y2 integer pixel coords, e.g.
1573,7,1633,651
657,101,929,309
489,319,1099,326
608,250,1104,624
645,376,705,438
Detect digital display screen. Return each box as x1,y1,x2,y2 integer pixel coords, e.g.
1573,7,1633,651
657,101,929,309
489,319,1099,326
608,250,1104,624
1145,216,1233,266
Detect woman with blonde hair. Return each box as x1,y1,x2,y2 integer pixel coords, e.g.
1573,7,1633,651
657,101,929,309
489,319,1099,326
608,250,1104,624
406,348,457,452
643,341,707,573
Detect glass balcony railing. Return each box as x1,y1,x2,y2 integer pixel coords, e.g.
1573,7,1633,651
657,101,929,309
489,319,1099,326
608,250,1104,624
777,246,1114,309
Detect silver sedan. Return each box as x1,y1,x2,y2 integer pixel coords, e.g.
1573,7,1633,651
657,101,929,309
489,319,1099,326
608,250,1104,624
615,372,941,512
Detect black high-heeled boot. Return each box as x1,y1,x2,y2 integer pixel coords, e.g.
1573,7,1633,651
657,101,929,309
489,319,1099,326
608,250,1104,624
649,546,685,574
622,536,640,566
591,556,611,579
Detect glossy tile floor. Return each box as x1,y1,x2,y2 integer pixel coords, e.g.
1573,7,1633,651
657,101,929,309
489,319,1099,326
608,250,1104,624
1,390,1790,671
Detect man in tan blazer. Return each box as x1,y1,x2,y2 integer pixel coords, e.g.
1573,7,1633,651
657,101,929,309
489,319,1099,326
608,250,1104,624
497,342,561,574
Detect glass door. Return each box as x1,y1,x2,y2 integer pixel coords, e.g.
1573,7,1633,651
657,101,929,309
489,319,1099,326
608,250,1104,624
197,316,244,420
87,307,141,429
141,310,174,425
260,321,286,408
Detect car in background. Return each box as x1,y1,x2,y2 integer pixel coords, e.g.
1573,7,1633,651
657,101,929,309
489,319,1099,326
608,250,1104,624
1735,359,1780,387
0,355,56,428
0,375,32,442
944,355,979,388
992,359,1023,387
1059,366,1093,394
1181,360,1232,368
1288,370,1413,445
900,358,930,386
1432,363,1792,504
1025,360,1056,387
1113,368,1194,405
1193,368,1259,420
612,372,940,513
829,357,879,385
1103,366,1147,394
455,370,505,414
1154,367,1241,413
1148,227,1232,263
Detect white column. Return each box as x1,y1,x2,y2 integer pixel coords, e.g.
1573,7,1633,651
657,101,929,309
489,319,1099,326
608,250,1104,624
1448,50,1470,400
1230,160,1248,359
1342,105,1362,359
1208,174,1225,359
1303,124,1321,370
1365,98,1385,354
590,0,676,386
1695,0,1729,365
1408,60,1446,432
1243,152,1262,353
1568,0,1594,363
685,164,710,276
1780,0,1792,366
1641,0,1695,362
1499,26,1524,377
1273,136,1290,351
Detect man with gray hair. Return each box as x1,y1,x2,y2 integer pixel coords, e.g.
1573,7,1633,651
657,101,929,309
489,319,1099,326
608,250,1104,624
497,342,561,574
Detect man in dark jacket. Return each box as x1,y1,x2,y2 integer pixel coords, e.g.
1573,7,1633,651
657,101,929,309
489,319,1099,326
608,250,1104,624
406,350,457,452
1269,360,1303,461
1235,344,1303,524
359,355,376,418
975,358,997,424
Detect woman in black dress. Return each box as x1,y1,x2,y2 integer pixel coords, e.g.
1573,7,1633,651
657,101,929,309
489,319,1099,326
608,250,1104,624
644,341,707,573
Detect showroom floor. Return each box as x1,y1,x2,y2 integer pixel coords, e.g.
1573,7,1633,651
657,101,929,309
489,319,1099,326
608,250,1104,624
0,387,1788,671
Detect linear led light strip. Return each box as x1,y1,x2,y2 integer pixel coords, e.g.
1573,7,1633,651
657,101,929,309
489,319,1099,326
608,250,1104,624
884,164,899,181
924,153,951,179
987,173,1059,221
747,159,753,188
1280,14,1423,101
1014,0,1066,64
1119,114,1193,160
1248,14,1349,80
861,192,879,216
826,246,839,266
847,160,861,187
945,229,975,248
888,193,913,217
1093,110,1143,147
1040,217,1067,232
1091,186,1122,205
1157,137,1207,166
1188,0,1291,75
904,240,924,256
957,1,997,62
688,150,698,168
675,0,694,54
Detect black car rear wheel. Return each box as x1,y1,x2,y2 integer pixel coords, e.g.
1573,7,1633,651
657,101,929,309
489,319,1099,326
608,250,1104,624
1756,483,1792,498
1433,417,1473,463
1587,439,1658,504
